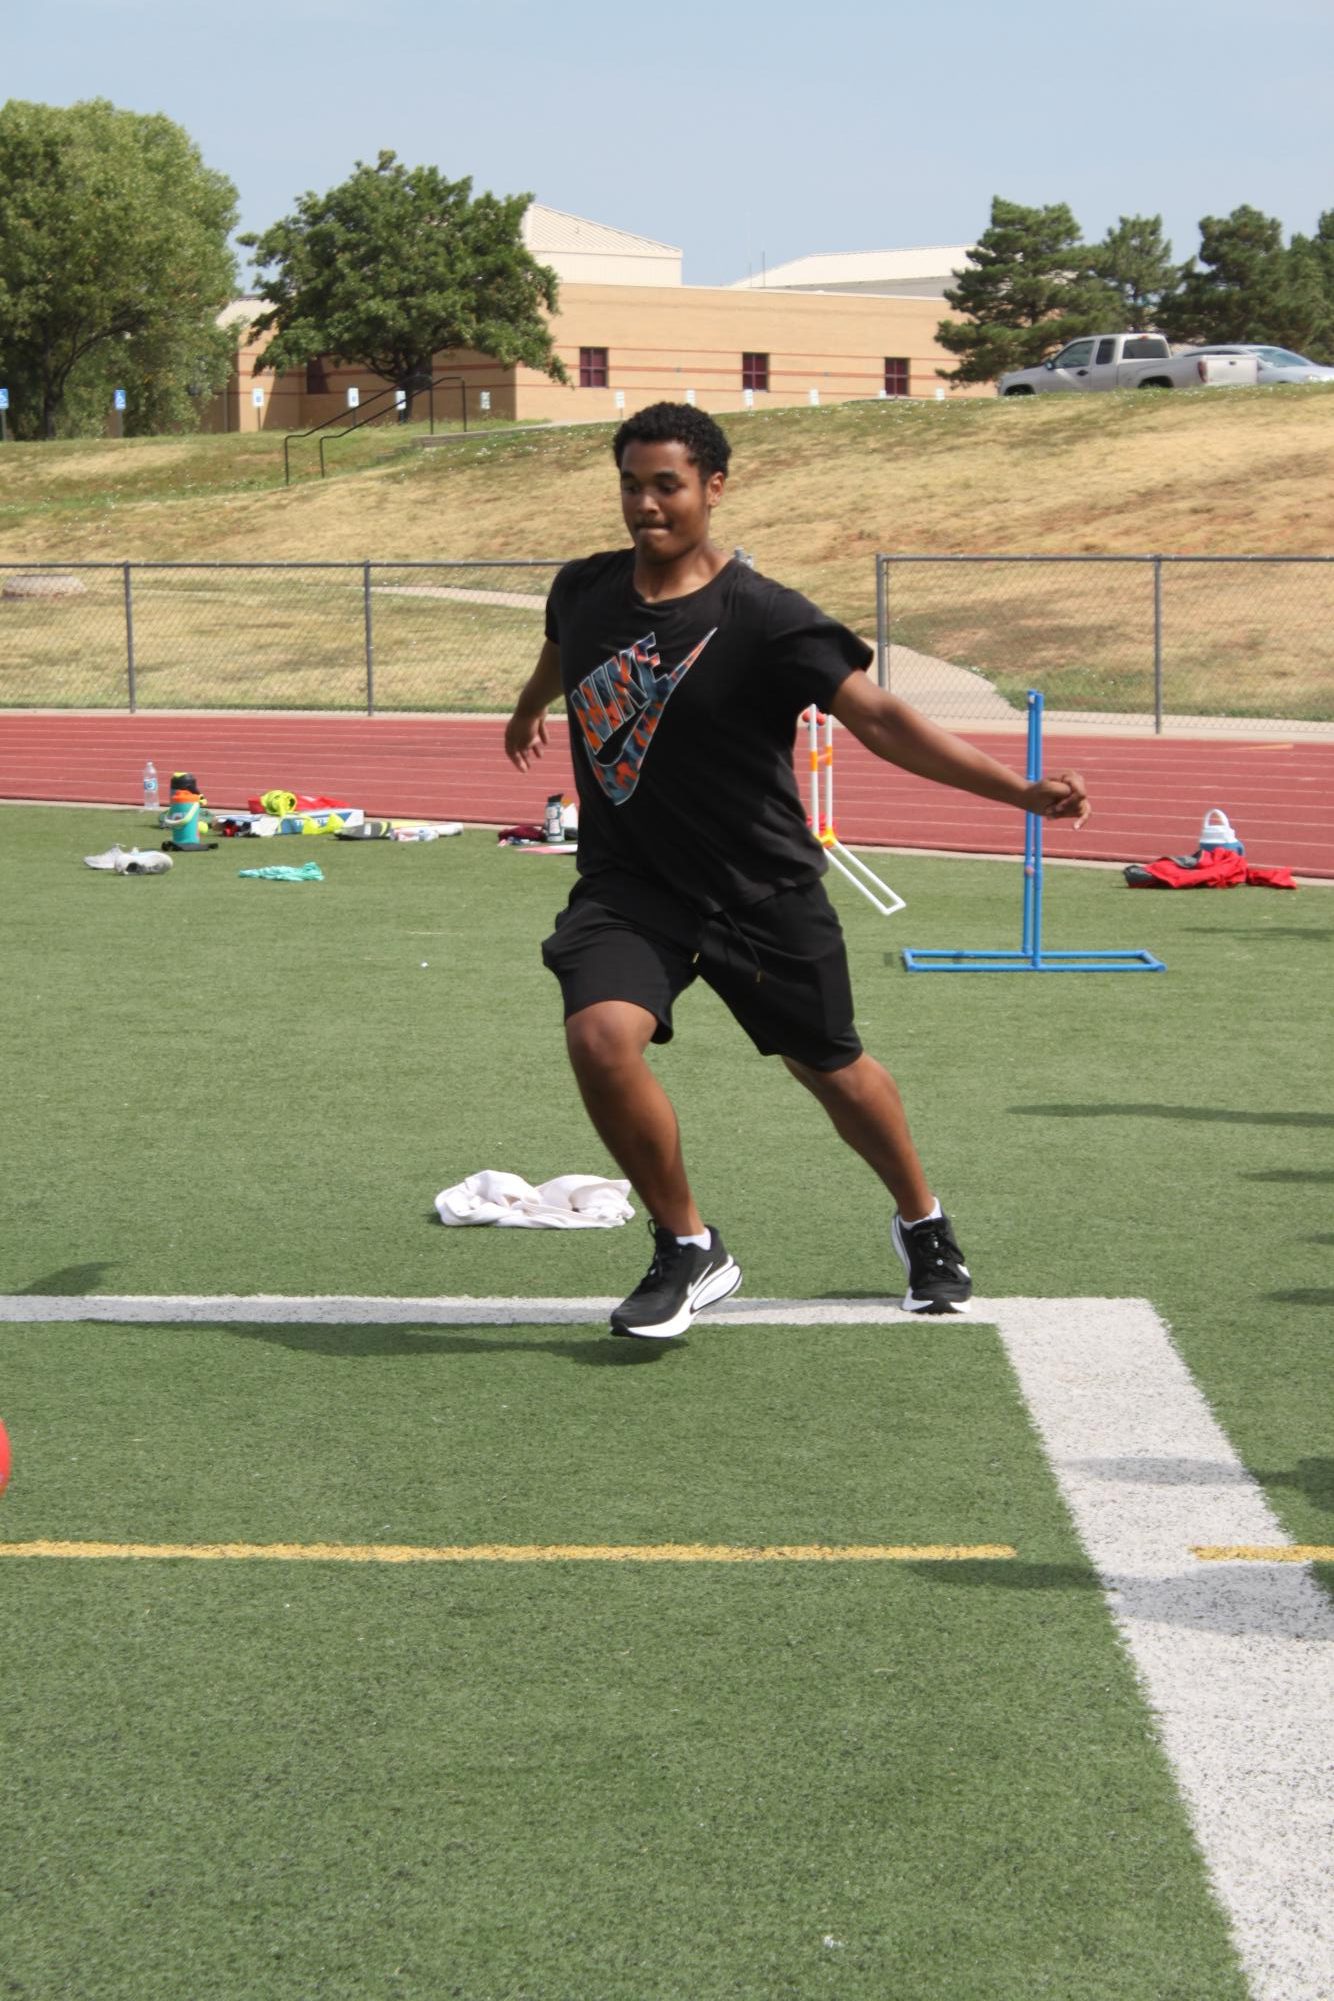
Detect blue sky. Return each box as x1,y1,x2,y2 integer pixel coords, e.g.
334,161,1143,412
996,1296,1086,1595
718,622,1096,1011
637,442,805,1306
11,0,1332,288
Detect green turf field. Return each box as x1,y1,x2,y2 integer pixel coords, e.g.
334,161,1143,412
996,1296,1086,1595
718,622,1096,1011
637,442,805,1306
1,806,1329,1999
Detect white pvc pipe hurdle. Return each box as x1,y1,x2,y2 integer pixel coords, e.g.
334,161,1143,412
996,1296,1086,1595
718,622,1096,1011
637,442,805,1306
802,708,906,917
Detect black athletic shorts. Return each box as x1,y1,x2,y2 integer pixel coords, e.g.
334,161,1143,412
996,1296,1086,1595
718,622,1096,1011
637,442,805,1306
540,876,863,1072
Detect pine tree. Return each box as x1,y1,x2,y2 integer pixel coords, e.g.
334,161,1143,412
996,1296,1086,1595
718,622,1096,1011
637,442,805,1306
1158,206,1286,345
1088,216,1181,326
1269,236,1334,359
937,198,1116,384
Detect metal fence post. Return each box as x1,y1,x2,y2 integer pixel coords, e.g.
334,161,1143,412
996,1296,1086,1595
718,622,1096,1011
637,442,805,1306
123,561,137,713
875,552,890,690
363,561,375,715
1152,555,1163,735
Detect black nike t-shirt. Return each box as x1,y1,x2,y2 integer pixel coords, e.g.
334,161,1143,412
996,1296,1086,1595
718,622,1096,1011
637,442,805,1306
544,551,870,934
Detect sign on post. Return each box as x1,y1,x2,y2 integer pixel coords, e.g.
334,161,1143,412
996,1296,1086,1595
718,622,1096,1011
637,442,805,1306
346,386,360,410
251,387,265,408
395,389,407,411
684,388,696,406
113,389,127,412
614,391,626,411
0,386,8,444
743,388,754,409
0,388,9,408
479,391,491,413
808,387,820,406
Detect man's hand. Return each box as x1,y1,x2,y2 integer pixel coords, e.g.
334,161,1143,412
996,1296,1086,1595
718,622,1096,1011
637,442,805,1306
505,640,564,772
505,708,549,773
1026,772,1089,827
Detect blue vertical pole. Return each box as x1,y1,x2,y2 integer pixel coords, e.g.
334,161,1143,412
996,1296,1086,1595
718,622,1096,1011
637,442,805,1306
1024,691,1044,966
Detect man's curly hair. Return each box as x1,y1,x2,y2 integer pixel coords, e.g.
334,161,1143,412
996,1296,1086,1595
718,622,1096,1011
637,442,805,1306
612,401,732,480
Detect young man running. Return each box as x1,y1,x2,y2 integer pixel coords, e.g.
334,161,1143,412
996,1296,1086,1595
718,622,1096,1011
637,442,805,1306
504,402,1088,1340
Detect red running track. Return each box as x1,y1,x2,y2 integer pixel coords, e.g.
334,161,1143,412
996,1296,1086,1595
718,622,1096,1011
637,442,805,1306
3,710,1331,877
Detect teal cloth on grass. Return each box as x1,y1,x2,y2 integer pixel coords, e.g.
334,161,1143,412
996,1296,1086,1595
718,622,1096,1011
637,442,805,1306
238,862,324,883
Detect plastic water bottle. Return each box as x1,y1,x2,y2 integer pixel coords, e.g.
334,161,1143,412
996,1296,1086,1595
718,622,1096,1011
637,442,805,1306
142,760,158,814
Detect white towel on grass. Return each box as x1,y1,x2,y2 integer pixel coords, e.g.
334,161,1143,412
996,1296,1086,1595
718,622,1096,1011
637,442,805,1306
435,1171,635,1229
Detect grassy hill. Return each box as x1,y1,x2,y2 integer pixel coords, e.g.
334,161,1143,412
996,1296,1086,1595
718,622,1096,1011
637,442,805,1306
2,388,1331,716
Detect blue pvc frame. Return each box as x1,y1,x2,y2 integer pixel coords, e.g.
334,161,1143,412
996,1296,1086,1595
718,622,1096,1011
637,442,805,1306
901,692,1166,974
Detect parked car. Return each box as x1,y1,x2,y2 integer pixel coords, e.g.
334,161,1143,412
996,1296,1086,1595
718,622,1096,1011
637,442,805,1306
997,333,1258,396
1181,344,1334,386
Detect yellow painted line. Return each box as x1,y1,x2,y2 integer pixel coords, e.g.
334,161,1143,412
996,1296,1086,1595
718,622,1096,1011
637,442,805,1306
1194,1545,1334,1563
0,1540,1016,1564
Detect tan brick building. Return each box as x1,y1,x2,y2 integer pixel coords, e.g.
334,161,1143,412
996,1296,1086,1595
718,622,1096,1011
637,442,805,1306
207,206,980,433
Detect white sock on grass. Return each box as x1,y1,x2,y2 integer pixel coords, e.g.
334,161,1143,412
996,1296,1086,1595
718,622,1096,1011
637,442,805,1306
900,1198,942,1229
675,1231,712,1250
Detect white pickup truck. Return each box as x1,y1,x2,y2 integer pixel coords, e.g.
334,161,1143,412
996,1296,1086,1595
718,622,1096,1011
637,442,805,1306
998,333,1258,395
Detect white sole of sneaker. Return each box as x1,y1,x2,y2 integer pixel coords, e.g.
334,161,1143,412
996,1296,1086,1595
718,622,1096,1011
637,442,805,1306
891,1217,972,1316
610,1257,743,1341
900,1291,972,1315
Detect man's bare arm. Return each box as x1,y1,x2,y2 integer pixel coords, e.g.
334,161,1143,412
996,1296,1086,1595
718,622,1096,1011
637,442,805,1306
830,673,1089,825
504,640,564,773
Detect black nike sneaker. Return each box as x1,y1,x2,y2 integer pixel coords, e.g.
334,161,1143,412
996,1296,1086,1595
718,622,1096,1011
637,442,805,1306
610,1224,743,1340
891,1211,972,1314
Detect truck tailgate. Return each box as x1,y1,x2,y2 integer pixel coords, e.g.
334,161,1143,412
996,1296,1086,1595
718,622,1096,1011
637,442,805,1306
1196,353,1259,385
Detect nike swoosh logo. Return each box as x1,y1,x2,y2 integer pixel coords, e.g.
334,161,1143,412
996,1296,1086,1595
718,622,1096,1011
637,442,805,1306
592,707,645,768
575,628,717,804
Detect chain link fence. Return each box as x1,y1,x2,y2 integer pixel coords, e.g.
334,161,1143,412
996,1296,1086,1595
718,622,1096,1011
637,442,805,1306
3,554,1332,727
875,555,1334,731
0,561,561,713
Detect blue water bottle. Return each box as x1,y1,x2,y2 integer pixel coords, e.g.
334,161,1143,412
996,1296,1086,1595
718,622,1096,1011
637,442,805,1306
142,760,159,814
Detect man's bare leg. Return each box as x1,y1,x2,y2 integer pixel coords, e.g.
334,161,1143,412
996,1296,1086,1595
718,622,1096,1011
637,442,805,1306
783,1051,935,1218
565,1000,704,1235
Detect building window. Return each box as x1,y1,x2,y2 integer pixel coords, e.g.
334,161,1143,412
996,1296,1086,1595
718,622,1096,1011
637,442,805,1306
884,357,910,398
742,352,769,393
579,347,609,388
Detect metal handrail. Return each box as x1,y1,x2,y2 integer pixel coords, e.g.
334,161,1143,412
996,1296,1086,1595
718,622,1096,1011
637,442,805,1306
281,370,468,485
318,377,467,478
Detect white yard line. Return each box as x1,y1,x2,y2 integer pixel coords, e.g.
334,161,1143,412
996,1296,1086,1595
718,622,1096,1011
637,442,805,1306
992,1298,1334,2001
0,1293,923,1325
4,1290,1330,1998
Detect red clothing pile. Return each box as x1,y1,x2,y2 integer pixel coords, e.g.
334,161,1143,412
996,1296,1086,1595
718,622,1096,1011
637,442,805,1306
1124,851,1296,891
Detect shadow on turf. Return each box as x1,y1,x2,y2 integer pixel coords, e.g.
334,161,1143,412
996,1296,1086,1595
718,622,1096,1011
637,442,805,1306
1076,1452,1333,1522
182,1321,672,1366
1252,1456,1334,1516
917,1562,1332,1634
1012,1103,1334,1128
1181,925,1333,941
18,1261,116,1294
906,1561,1099,1591
1074,1455,1253,1487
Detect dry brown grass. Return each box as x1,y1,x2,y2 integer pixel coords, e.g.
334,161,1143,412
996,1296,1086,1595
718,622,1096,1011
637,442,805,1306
2,388,1332,714
0,569,547,711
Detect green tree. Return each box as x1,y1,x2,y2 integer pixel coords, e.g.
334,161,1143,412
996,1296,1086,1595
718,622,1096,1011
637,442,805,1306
1309,210,1334,305
1268,234,1334,359
242,152,566,416
1158,205,1287,345
0,99,238,439
1088,214,1181,325
936,197,1117,384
